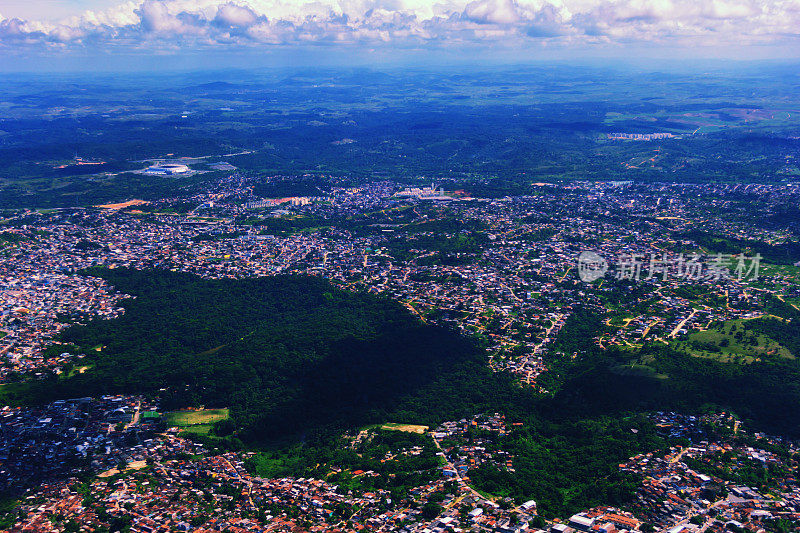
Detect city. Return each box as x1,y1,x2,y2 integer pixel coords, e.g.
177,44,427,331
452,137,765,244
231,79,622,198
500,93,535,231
1,175,799,531
3,2,800,529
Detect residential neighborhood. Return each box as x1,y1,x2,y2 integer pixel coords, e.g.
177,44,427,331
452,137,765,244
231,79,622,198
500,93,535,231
1,176,799,532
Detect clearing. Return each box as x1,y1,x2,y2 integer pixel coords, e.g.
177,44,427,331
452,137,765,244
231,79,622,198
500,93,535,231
95,199,148,210
381,423,429,434
671,318,793,363
163,408,230,433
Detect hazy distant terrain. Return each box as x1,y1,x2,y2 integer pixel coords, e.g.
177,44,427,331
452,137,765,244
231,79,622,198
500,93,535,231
1,64,799,208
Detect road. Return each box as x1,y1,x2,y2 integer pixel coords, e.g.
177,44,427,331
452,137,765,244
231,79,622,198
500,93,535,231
670,446,688,464
430,432,496,506
221,455,256,509
125,400,141,430
669,309,697,338
524,313,565,384
404,299,427,323
640,318,661,340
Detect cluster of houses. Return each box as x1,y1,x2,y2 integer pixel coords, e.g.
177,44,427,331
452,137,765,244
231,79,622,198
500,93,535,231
0,245,126,380
433,414,516,479
0,395,157,492
3,178,799,393
620,414,800,532
5,397,800,533
3,178,800,531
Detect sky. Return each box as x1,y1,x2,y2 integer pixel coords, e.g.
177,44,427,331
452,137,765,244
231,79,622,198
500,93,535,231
1,0,800,70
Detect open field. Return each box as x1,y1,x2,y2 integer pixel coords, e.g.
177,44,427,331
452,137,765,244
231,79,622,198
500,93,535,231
671,318,793,363
381,423,429,434
64,365,92,379
178,425,214,436
163,408,229,428
95,199,149,210
97,460,150,478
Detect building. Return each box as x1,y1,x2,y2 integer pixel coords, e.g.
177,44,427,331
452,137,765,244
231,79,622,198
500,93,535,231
144,163,191,175
395,182,451,200
567,514,595,532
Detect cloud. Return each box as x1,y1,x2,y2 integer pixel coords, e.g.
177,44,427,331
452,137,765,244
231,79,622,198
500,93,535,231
138,1,205,34
0,17,30,40
1,0,799,52
214,3,259,26
463,0,524,25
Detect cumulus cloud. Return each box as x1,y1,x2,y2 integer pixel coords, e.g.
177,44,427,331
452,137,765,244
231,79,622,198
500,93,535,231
1,0,798,51
463,0,524,24
214,3,259,26
138,1,206,34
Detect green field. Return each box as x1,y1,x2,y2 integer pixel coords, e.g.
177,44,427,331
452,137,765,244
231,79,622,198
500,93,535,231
163,408,229,435
64,364,93,379
671,318,793,363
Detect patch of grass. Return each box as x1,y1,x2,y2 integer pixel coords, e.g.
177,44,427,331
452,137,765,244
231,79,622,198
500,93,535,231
179,425,214,436
671,318,793,363
608,315,634,327
64,365,92,379
163,408,229,428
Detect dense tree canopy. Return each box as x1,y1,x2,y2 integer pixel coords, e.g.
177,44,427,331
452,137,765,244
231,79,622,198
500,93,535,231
26,268,508,441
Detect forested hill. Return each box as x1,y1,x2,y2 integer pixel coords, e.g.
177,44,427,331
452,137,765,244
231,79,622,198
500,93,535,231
38,268,511,441
6,269,668,517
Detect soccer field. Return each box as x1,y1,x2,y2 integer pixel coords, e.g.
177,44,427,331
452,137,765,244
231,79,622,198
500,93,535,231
163,408,230,427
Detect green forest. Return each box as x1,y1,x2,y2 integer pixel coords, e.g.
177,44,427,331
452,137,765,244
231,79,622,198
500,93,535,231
13,268,509,442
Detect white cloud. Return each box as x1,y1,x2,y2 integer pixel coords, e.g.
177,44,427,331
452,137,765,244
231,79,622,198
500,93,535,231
137,1,206,34
1,0,799,51
463,0,524,24
72,2,141,27
215,3,259,26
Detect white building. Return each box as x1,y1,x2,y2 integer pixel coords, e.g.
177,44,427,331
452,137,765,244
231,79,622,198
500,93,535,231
143,163,191,175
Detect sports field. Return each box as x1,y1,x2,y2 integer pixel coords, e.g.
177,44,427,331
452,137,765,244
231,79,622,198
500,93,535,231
163,408,229,427
381,423,429,434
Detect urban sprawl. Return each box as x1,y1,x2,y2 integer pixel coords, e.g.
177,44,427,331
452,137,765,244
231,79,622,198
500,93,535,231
2,175,800,533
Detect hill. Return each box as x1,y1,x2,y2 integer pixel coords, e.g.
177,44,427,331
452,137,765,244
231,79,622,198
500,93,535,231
21,268,508,441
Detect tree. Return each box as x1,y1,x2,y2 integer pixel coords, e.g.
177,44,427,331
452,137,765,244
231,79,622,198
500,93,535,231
422,502,443,520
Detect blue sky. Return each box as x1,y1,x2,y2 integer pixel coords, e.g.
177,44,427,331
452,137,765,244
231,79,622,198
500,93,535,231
2,0,800,70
